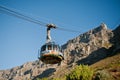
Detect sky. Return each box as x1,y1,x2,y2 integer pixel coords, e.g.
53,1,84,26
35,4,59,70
0,0,120,70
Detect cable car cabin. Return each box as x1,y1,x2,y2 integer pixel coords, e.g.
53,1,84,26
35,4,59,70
39,42,64,64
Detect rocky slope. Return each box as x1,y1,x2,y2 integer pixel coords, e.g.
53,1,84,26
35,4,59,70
0,23,120,80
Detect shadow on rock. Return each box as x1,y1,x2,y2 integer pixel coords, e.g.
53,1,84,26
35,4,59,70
77,47,109,65
33,68,56,79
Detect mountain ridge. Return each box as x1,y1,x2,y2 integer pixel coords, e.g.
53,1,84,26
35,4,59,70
0,23,120,80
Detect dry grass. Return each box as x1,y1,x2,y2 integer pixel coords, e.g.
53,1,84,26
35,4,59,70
90,53,120,80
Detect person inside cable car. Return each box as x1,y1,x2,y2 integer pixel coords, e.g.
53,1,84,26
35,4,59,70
48,45,52,50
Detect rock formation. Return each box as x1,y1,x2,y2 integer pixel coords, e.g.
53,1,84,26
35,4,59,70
0,23,120,80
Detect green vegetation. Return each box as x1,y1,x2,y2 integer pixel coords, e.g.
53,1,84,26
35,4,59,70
36,77,48,80
66,65,93,80
94,70,114,80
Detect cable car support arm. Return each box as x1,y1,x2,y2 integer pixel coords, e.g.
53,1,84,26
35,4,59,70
46,24,56,43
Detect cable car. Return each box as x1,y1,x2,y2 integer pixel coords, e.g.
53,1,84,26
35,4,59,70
0,6,80,65
38,24,64,64
39,42,64,64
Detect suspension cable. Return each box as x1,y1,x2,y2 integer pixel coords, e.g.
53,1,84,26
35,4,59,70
0,5,47,26
0,5,81,33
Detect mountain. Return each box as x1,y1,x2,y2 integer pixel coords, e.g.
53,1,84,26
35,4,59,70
0,23,120,80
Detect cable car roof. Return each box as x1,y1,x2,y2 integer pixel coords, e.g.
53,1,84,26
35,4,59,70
42,42,59,46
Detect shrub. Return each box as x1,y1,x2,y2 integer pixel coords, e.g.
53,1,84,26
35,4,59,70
66,65,93,80
94,70,114,80
52,78,66,80
36,77,48,80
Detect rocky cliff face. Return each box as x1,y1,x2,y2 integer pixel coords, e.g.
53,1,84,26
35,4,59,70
0,23,120,80
62,23,113,65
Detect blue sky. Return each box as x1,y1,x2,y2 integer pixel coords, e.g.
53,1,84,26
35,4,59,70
0,0,120,70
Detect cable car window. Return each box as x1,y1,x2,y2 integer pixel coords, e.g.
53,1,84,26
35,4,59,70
48,45,52,50
41,45,46,51
57,46,60,51
58,46,62,52
53,45,57,51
